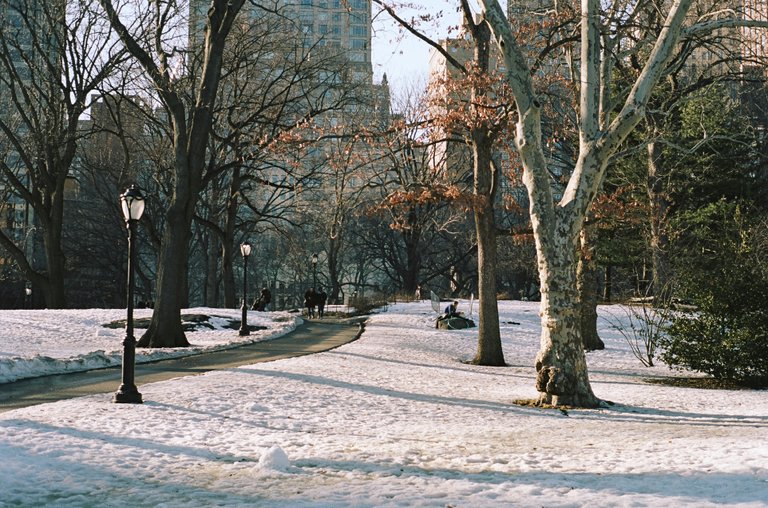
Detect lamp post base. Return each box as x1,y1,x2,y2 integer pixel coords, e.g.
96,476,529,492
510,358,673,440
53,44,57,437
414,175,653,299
113,384,143,404
239,302,250,336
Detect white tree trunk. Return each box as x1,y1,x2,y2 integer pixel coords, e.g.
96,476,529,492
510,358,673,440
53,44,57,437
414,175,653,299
530,154,603,407
479,0,696,407
535,248,598,407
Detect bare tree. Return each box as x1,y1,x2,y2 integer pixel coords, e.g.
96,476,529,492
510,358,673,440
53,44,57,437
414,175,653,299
373,0,517,365
304,124,379,304
0,0,128,308
460,5,513,365
97,0,247,347
197,12,367,308
366,84,472,297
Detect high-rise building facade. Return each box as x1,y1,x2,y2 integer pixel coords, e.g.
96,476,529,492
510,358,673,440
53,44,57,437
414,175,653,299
184,0,390,305
189,0,372,82
505,0,768,75
741,0,768,70
290,0,372,82
0,0,55,306
1,0,38,220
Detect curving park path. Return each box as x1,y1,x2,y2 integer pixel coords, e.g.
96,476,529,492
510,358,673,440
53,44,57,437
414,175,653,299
0,318,365,413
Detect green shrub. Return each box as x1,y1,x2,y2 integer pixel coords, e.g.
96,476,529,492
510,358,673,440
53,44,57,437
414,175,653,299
662,309,768,386
659,201,768,387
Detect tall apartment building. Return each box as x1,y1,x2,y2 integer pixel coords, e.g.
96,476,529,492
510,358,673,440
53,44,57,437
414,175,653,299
0,0,62,306
187,0,390,180
0,1,34,254
196,0,387,171
184,0,391,304
290,0,373,82
505,0,768,73
188,0,388,127
189,0,373,82
739,0,768,75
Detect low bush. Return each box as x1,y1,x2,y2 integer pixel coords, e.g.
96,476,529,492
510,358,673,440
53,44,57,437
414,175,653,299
659,202,768,387
348,295,388,315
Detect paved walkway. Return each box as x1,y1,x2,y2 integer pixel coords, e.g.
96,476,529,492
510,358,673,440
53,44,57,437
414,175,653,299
0,318,365,413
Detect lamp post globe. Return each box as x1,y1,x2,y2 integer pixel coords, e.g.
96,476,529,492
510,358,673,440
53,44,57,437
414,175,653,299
114,184,144,404
239,241,252,336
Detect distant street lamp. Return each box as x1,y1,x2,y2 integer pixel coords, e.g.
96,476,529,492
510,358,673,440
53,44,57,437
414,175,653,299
24,284,31,309
239,241,252,336
114,184,144,404
311,252,318,289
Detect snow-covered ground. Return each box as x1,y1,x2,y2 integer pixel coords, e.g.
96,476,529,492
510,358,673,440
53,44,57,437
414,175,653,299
0,307,299,384
1,301,766,507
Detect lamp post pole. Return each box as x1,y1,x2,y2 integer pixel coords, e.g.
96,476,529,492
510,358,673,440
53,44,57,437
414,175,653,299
312,253,318,289
114,184,144,404
239,242,252,336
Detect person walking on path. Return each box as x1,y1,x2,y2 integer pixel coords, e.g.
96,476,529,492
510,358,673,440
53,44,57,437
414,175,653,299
317,287,328,318
304,288,317,319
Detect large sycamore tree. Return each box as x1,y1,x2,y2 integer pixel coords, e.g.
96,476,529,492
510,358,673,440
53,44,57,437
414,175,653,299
478,0,768,407
98,0,246,347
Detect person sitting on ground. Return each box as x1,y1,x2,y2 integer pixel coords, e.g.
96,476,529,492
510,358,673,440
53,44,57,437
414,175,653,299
436,300,460,328
252,287,271,311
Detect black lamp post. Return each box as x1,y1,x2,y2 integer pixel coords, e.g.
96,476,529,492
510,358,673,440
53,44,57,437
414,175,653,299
311,252,318,289
114,184,144,404
239,241,252,336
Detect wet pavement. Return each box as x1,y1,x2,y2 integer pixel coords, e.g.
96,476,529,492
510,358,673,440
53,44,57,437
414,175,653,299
0,318,364,413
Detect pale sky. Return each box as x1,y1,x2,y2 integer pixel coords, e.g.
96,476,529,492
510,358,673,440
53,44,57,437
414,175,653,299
371,1,468,94
371,1,507,97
